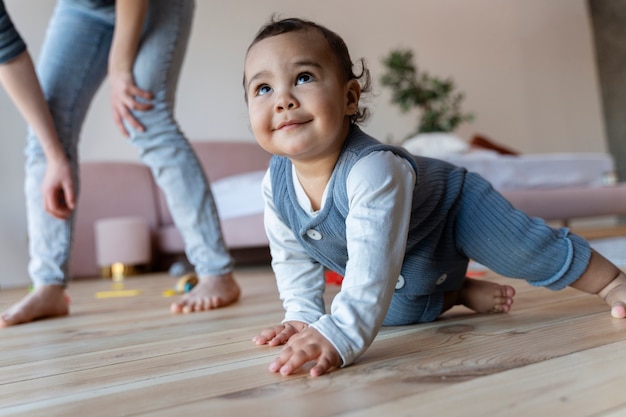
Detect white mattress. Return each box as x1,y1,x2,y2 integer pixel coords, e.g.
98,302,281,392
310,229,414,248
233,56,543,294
401,133,615,190
211,170,265,220
441,152,615,190
210,152,616,220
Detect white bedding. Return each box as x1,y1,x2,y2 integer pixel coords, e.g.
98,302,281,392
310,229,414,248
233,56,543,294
211,150,616,220
211,170,266,220
401,133,615,190
442,151,615,190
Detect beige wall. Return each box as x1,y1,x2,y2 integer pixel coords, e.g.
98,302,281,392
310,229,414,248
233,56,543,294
0,0,606,287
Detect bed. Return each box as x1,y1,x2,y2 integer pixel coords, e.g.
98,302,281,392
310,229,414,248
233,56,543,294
402,133,625,226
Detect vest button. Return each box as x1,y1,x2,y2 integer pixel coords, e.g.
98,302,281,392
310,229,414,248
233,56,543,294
436,273,447,285
395,274,405,290
306,229,322,240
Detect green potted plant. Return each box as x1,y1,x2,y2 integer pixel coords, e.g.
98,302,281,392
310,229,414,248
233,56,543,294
380,49,474,155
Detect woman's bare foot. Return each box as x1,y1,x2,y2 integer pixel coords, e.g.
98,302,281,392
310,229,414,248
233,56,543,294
457,278,515,313
170,272,240,314
0,285,69,327
598,272,626,319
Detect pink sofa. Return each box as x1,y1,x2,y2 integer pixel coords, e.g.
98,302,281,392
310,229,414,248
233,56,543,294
70,139,626,279
70,141,272,278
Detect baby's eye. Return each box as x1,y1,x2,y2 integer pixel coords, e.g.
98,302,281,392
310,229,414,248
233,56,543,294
256,84,272,96
296,73,314,85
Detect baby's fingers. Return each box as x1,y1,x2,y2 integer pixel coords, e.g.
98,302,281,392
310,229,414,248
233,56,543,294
310,351,341,377
610,302,626,319
252,335,269,345
252,325,286,345
269,346,312,376
267,327,297,346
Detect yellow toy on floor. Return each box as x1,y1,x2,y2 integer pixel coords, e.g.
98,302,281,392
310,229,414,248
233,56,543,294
162,273,198,297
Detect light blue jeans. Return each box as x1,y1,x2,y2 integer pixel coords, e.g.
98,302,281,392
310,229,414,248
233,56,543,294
24,0,233,286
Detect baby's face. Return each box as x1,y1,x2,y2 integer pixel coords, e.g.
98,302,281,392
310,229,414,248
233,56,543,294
244,30,358,161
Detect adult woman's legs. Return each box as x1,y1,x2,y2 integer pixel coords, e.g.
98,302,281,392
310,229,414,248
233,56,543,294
25,1,112,287
1,1,112,326
126,0,239,312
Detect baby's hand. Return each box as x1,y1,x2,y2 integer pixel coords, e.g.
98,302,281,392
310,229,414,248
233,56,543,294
268,327,342,377
252,321,308,346
598,272,626,319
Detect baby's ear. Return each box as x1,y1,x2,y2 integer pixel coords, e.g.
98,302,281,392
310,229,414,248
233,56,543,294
345,79,361,115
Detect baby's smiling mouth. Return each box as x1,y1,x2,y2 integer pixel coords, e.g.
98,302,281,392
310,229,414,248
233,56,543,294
275,119,311,130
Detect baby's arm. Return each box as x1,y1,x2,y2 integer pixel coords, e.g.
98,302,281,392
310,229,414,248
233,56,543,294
569,249,626,318
254,171,331,365
299,152,415,373
257,153,415,376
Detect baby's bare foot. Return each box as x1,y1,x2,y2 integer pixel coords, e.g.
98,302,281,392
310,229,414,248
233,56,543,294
458,278,515,314
0,285,69,327
598,272,626,319
170,273,240,314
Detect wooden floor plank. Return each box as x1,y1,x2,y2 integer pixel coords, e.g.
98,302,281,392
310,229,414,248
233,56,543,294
0,265,624,416
341,340,626,417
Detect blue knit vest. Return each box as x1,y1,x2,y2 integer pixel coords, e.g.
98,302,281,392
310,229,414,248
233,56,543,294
270,125,471,295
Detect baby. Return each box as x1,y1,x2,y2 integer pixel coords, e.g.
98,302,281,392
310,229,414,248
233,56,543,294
242,16,626,377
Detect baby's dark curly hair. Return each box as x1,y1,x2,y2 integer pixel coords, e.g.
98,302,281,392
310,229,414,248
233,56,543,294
245,16,371,124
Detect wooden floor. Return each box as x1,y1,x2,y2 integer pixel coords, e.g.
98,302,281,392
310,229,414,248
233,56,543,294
1,264,626,416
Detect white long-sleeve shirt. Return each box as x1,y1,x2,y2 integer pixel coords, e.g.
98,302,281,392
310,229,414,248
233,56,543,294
262,151,416,366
